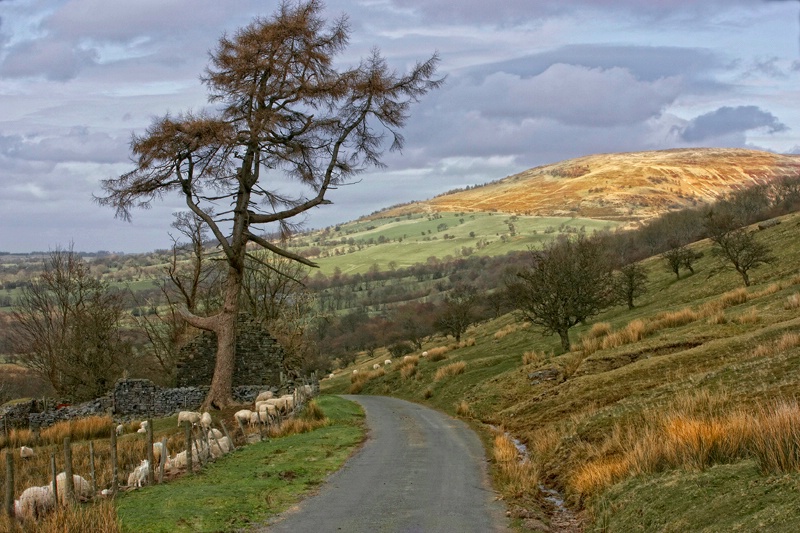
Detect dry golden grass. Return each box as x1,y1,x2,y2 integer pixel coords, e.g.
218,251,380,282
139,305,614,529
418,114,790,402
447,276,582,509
433,361,467,382
459,337,476,348
777,332,800,351
784,293,800,310
397,355,420,380
268,417,328,438
349,367,385,392
706,312,727,325
586,322,613,339
426,346,450,361
719,287,749,308
492,432,540,499
648,308,700,331
750,401,800,474
522,350,546,365
0,498,120,532
299,399,326,422
494,325,517,340
455,400,471,417
1,416,116,450
734,308,760,325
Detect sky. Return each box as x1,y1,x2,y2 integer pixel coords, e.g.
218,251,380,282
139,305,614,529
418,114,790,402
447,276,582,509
2,0,800,253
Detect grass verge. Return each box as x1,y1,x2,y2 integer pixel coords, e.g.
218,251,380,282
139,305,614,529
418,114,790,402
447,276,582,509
115,395,365,533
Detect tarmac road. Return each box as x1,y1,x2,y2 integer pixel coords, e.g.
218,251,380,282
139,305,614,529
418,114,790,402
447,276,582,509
262,395,508,533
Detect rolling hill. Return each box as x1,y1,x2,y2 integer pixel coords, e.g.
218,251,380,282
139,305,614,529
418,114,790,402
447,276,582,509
376,148,800,225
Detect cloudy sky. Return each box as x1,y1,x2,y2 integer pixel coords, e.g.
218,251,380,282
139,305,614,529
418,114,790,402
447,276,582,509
1,0,800,253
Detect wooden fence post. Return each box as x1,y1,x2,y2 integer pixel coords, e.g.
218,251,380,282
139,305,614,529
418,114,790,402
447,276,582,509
219,421,235,451
63,437,74,505
146,419,155,486
89,441,97,495
158,437,167,484
184,422,193,474
110,428,118,495
4,451,14,518
50,453,58,509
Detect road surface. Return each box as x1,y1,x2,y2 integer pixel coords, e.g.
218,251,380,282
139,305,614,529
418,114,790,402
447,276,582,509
262,395,508,532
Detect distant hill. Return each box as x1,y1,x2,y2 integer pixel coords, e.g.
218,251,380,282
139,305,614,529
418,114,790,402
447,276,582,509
377,148,800,225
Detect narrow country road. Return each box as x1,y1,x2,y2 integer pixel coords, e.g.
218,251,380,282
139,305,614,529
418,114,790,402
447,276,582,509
262,395,508,533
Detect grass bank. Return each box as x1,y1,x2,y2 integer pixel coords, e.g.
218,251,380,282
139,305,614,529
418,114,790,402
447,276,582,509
116,396,365,533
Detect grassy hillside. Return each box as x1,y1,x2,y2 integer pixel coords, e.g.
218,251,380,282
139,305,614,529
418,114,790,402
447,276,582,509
322,209,800,531
378,148,800,225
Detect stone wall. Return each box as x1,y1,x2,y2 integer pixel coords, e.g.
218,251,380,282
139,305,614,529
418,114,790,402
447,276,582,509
175,314,286,388
1,376,319,431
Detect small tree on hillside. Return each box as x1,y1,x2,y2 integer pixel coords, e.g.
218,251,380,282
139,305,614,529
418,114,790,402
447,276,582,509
705,210,776,287
613,262,648,310
506,236,614,352
434,283,481,342
96,0,442,408
11,247,131,401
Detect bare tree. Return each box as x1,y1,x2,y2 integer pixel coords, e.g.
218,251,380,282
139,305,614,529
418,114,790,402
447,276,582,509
96,0,442,408
705,210,776,287
434,283,481,342
506,236,614,352
11,247,131,401
613,263,648,310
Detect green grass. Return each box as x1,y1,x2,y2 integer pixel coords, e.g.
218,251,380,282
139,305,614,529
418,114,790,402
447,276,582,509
116,396,365,533
591,461,800,533
322,211,800,530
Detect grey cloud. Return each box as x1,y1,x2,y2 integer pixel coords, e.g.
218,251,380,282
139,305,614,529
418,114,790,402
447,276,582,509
681,106,788,142
464,45,724,86
389,0,758,25
0,39,98,81
0,127,128,164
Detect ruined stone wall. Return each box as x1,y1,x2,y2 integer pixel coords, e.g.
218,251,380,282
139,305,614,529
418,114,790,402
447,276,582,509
175,314,285,388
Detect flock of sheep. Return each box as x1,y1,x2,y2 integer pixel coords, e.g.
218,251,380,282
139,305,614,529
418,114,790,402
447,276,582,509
10,384,316,522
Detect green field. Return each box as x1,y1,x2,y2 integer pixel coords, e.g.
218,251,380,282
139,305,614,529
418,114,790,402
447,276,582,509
322,210,800,530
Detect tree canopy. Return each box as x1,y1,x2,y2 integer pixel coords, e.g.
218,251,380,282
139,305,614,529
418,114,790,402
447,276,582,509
96,0,442,408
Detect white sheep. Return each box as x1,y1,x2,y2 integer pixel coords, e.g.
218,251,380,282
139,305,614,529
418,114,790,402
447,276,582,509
384,359,392,366
55,472,92,504
19,446,34,459
352,369,358,374
373,363,380,370
328,373,335,379
255,390,274,402
127,459,150,488
302,384,314,396
249,411,261,427
422,351,428,357
200,412,213,430
100,488,113,498
152,442,167,465
209,436,233,458
177,411,202,427
137,427,147,434
234,409,253,426
139,420,149,430
115,424,124,436
258,403,278,421
15,485,53,520
208,428,224,440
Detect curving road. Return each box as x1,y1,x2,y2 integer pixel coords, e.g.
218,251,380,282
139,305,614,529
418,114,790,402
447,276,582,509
262,395,508,532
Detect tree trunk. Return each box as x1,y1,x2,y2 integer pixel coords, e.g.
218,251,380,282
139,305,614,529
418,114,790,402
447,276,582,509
558,329,571,352
202,268,242,410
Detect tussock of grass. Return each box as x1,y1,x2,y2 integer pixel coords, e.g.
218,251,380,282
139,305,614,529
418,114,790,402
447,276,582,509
734,308,759,324
349,367,385,393
784,293,800,310
455,400,471,417
522,350,546,365
299,399,326,422
269,417,328,438
0,498,120,533
492,432,539,500
433,361,467,381
586,322,613,339
426,346,450,361
459,337,476,348
1,415,115,449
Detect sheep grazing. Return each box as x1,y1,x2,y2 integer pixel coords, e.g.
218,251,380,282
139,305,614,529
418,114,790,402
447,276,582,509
234,409,253,426
152,442,167,465
55,472,92,504
372,363,380,370
352,369,358,374
384,359,392,366
137,420,149,434
208,428,224,440
258,403,278,422
15,485,54,520
19,446,34,459
328,373,335,379
249,411,261,427
255,390,274,402
137,427,147,434
200,412,213,430
127,459,150,488
177,410,202,427
100,488,113,498
115,424,124,436
209,436,233,458
302,384,314,396
422,351,428,357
